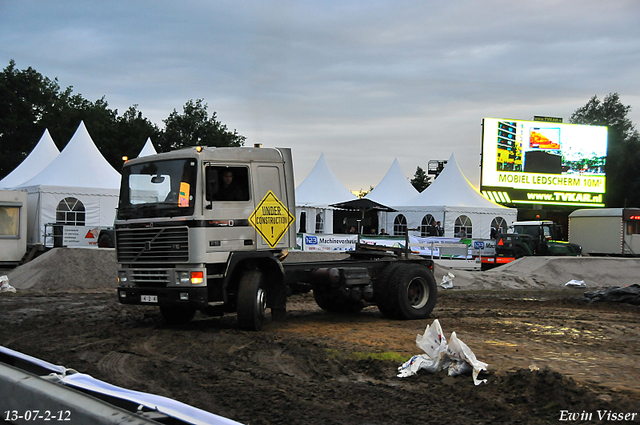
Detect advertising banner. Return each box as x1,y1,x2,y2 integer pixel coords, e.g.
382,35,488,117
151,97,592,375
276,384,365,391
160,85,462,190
297,234,359,251
62,226,101,248
292,234,496,258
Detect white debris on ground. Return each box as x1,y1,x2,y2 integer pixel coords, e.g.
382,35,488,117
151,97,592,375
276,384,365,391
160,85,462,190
397,319,488,385
439,272,455,289
0,276,16,293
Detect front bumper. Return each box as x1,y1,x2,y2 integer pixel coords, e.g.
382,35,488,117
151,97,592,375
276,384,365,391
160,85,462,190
117,286,209,309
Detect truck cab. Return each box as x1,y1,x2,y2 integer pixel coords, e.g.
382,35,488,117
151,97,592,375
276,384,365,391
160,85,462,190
115,146,296,330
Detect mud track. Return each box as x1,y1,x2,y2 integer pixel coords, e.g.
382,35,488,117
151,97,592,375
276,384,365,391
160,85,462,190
1,288,639,424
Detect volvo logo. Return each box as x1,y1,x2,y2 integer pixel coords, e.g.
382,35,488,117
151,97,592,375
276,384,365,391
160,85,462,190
145,241,151,251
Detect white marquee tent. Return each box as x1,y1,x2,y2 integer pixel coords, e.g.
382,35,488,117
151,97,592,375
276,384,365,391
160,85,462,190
295,153,356,234
11,121,121,245
388,154,517,238
138,137,157,157
0,129,60,189
366,158,419,207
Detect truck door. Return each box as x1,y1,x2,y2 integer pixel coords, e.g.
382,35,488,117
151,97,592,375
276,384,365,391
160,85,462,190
253,165,290,249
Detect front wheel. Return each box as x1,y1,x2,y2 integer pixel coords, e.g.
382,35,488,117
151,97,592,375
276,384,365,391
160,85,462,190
237,270,267,331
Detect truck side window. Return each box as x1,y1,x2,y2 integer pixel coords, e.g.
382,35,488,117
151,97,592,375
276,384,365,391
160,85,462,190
207,166,250,202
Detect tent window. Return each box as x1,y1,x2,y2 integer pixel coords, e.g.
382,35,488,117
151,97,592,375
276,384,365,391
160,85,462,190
454,215,472,238
420,214,436,237
315,211,324,234
56,197,86,226
490,217,509,238
393,214,407,236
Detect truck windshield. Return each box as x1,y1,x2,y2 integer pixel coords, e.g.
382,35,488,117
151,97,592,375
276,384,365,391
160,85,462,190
118,158,197,219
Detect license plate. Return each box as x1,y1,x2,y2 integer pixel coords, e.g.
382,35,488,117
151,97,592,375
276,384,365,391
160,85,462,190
141,295,158,303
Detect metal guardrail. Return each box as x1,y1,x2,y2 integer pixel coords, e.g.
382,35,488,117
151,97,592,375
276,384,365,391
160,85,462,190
0,346,242,425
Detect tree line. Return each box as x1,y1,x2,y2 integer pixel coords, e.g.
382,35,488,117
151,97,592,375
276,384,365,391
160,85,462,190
0,60,245,180
2,60,639,207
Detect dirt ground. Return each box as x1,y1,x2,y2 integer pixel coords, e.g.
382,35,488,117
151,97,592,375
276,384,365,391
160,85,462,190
1,278,640,424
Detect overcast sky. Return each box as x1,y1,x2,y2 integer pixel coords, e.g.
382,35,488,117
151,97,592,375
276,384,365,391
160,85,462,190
2,0,639,191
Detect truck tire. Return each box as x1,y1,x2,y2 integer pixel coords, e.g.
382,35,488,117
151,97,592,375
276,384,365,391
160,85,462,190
379,263,437,320
159,305,196,325
237,270,267,331
374,263,403,319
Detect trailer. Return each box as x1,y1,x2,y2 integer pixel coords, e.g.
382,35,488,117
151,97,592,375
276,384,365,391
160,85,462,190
569,208,640,256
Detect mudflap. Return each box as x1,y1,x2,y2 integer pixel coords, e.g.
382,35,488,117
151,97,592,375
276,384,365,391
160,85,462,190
266,265,288,322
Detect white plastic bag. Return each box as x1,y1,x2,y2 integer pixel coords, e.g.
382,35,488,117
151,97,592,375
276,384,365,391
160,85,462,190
399,320,448,377
416,318,447,358
397,355,433,378
440,272,455,289
0,275,16,293
446,332,488,385
565,279,586,287
398,319,488,385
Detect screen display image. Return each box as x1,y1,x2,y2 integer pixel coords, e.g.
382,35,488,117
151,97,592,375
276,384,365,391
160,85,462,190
481,118,608,207
529,127,560,149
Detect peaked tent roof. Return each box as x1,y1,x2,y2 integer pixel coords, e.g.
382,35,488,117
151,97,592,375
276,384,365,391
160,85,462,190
138,138,157,157
365,158,419,206
16,121,121,190
295,153,356,207
402,153,509,209
1,129,60,189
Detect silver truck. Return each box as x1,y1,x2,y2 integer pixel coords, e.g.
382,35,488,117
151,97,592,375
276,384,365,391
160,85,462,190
115,146,437,330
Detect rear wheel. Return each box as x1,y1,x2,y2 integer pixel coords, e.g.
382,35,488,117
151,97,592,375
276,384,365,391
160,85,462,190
378,263,437,320
237,270,267,331
159,305,196,325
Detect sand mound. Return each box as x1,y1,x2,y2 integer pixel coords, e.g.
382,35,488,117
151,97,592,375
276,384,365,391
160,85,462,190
3,248,638,294
5,248,118,293
434,256,640,291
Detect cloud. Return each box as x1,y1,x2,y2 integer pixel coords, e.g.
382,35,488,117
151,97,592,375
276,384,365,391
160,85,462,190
1,0,639,189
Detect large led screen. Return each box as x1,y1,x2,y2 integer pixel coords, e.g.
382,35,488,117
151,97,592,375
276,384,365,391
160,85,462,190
481,118,608,207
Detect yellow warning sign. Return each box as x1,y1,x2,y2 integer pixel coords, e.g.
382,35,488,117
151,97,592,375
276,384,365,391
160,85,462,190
249,191,295,248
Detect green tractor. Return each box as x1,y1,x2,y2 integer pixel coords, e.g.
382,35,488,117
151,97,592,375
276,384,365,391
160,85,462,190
495,220,582,259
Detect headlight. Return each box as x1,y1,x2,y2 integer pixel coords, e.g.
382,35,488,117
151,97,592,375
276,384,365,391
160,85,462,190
177,271,191,284
117,270,128,284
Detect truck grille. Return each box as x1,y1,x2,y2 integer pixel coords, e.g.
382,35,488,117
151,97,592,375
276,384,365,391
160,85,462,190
116,226,189,263
130,269,171,286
